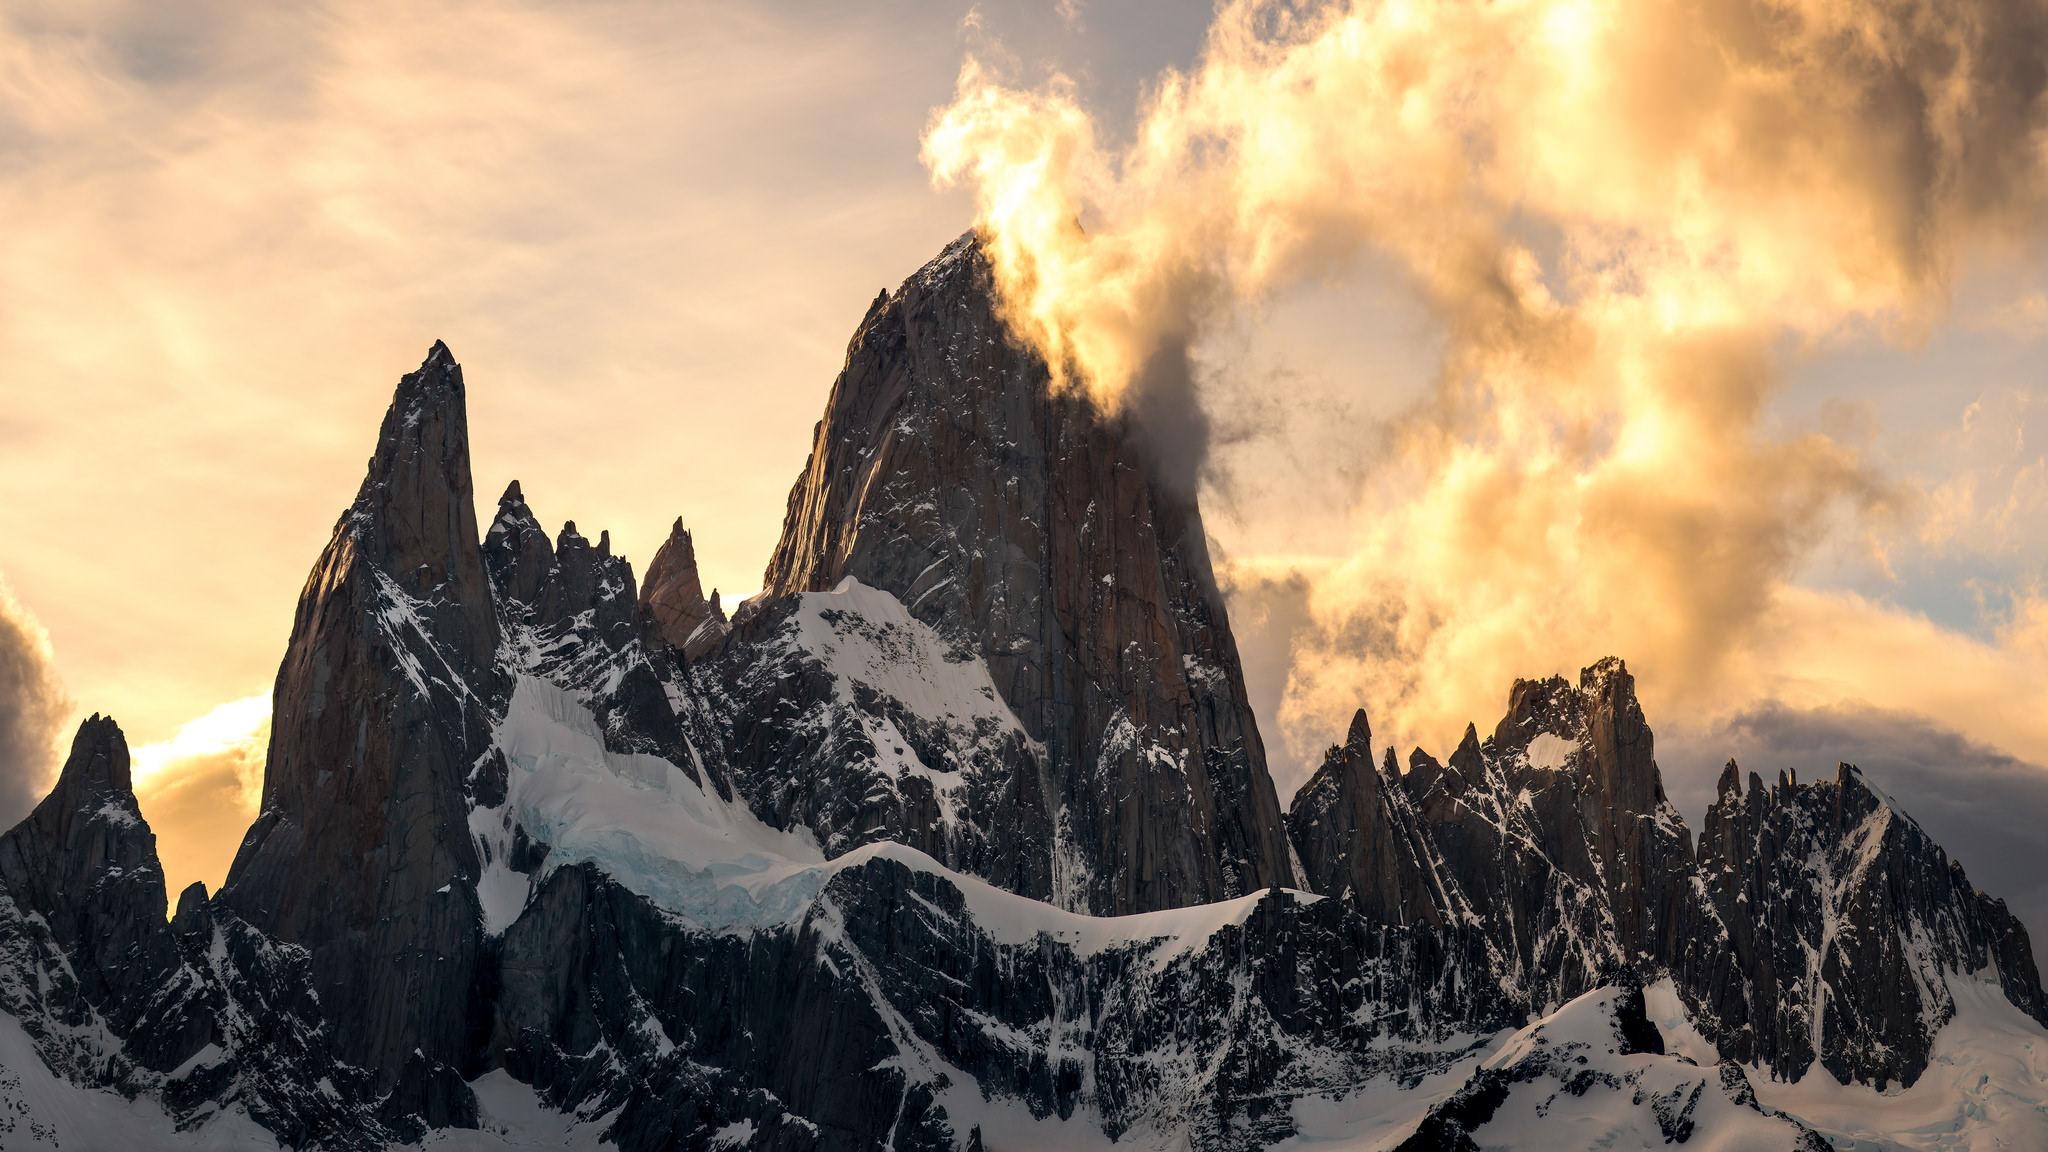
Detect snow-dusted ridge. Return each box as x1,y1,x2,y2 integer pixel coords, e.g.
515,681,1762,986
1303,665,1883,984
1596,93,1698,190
478,670,1312,961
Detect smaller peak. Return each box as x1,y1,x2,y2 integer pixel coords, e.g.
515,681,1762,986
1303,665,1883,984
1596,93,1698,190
1747,770,1765,797
56,713,133,800
500,479,525,505
597,529,611,558
1580,655,1630,687
1345,708,1372,753
1447,724,1485,780
557,520,587,550
1718,759,1742,797
172,880,214,940
1835,762,1876,799
1381,746,1401,779
1405,747,1446,796
424,339,456,367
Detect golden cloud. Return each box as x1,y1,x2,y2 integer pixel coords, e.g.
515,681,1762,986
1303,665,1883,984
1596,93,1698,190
924,0,2048,778
131,695,268,903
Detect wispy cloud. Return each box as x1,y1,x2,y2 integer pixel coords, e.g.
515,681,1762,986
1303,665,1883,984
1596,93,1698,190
0,573,68,828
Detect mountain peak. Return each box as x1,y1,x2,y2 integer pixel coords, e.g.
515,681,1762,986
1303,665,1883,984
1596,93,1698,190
56,712,131,801
642,514,724,661
484,479,553,609
1345,708,1372,753
223,343,502,1092
748,229,1291,913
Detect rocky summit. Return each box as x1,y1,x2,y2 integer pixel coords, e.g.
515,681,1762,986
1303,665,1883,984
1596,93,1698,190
0,236,2044,1150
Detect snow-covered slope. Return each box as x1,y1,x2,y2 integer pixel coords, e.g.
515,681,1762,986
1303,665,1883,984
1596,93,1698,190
472,675,826,934
0,1011,280,1151
1750,975,2048,1151
1399,981,1832,1151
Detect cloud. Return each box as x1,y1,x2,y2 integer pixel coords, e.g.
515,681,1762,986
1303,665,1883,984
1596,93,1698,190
925,0,2048,765
130,695,268,901
1661,702,2048,949
0,574,68,828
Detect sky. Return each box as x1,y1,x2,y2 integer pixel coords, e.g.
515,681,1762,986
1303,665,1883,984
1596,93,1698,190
2,1,2045,936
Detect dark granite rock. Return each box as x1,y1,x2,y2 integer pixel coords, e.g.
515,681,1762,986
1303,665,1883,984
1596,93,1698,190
1696,760,2048,1087
641,517,729,663
750,233,1292,916
219,340,499,1099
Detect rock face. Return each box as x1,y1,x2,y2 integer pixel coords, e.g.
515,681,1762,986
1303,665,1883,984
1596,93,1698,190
492,851,1510,1152
483,490,726,790
640,518,728,663
0,717,200,1075
752,234,1292,915
1286,709,1465,928
0,718,407,1148
1283,657,2048,1092
1697,761,2048,1087
220,340,501,1097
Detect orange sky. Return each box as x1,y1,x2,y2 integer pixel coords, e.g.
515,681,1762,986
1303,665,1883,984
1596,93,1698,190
3,0,2045,906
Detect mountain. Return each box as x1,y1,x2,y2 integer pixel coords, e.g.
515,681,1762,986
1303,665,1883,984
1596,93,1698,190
219,339,501,1113
0,238,2042,1150
752,234,1293,915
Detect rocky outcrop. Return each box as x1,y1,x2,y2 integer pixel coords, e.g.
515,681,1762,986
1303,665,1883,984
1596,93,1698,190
1697,761,2048,1087
0,717,203,1076
0,719,403,1148
492,852,1510,1152
1285,709,1466,928
1395,978,1833,1152
640,518,728,663
1287,657,2047,1092
483,493,725,792
220,341,500,1096
751,233,1292,915
705,579,1055,895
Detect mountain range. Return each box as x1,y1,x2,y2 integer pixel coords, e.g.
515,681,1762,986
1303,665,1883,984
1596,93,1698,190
1,235,2043,1150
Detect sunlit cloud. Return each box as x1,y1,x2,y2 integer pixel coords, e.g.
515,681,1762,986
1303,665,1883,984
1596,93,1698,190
924,0,2048,785
130,694,268,901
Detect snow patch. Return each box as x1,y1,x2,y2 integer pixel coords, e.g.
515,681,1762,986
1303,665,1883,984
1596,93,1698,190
483,676,827,934
1523,732,1574,773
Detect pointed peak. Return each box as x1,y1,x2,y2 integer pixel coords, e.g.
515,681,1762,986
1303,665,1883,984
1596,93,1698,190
54,713,133,801
1747,770,1766,798
499,479,525,505
1381,746,1401,779
1345,708,1372,753
557,520,586,550
1718,758,1742,797
1448,723,1485,779
1579,655,1632,694
388,342,464,423
1405,747,1446,795
597,529,611,558
1835,761,1877,801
